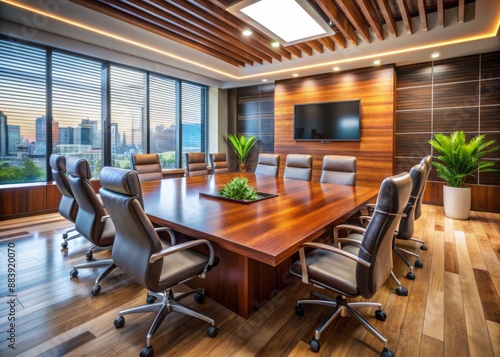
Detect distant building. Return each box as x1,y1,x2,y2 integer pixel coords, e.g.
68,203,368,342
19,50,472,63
7,125,21,155
59,127,74,145
35,115,46,155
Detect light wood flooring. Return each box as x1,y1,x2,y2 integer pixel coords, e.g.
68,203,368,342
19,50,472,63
0,204,499,357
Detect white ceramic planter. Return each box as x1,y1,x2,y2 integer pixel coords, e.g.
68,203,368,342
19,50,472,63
443,185,471,220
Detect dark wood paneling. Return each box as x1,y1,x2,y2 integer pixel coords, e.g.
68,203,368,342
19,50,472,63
481,79,500,106
395,133,431,157
396,110,431,133
394,156,423,174
396,86,432,110
433,107,479,133
433,82,479,108
432,55,480,84
0,185,47,217
396,62,432,88
274,66,395,187
480,105,500,131
46,184,62,210
481,50,500,80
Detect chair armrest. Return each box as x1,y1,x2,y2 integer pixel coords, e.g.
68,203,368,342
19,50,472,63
366,203,376,216
298,241,371,284
359,215,372,228
333,224,366,246
154,227,176,245
150,239,216,278
337,238,363,246
100,215,110,222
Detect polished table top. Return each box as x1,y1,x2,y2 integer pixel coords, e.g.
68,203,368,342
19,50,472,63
142,172,378,267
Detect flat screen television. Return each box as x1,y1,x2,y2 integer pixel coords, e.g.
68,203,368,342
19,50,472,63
293,99,361,141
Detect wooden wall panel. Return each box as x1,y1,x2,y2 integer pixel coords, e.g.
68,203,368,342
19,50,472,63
0,184,47,218
432,55,480,84
396,50,500,212
274,66,395,187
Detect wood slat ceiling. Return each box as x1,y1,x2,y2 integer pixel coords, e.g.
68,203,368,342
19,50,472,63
69,0,474,68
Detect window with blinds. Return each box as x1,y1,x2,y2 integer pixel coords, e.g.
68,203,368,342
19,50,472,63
150,74,177,168
0,39,47,184
0,37,208,185
52,51,102,178
110,65,147,169
181,81,207,167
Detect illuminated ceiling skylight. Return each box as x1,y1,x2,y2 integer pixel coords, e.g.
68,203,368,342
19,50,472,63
228,0,334,45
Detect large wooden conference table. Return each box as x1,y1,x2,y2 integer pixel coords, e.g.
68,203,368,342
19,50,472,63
141,172,378,318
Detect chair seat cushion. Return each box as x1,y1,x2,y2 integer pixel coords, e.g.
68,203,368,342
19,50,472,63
290,248,358,296
158,240,209,289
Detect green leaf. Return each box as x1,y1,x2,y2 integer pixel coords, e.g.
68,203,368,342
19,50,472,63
227,134,258,163
219,177,257,201
429,130,500,188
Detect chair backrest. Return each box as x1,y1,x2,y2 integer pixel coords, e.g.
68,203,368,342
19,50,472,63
397,163,427,240
99,167,164,290
66,157,114,247
283,154,312,181
320,155,357,185
209,153,228,174
131,153,163,182
50,154,78,223
255,153,280,177
415,155,432,220
186,152,208,177
356,172,411,299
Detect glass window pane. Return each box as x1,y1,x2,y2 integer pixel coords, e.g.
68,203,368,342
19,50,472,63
150,75,177,168
110,65,146,169
52,51,102,178
0,39,47,184
181,82,206,167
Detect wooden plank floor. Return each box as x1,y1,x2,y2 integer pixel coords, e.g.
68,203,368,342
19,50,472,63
0,204,499,357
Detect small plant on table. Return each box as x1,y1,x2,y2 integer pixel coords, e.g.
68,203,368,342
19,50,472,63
219,177,257,201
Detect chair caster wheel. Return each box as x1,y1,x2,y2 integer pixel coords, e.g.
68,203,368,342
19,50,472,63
207,325,218,337
415,260,423,269
420,245,427,250
309,338,320,352
91,285,101,296
375,309,387,321
114,316,125,328
70,269,78,278
194,291,205,304
396,286,408,296
140,346,154,357
61,242,68,249
63,233,68,239
406,272,415,280
295,305,304,316
146,295,156,304
381,347,395,357
86,251,93,261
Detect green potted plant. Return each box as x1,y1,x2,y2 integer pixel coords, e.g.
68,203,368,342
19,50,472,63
218,177,257,201
227,134,258,172
428,131,500,219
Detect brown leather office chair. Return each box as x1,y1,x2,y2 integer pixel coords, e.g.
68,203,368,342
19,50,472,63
186,152,208,177
320,155,357,185
209,153,228,174
49,154,81,249
255,153,280,177
393,162,427,279
66,157,117,296
283,154,312,181
131,153,163,182
99,166,218,357
290,172,411,356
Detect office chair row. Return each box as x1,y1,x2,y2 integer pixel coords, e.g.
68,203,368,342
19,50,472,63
50,152,431,356
50,154,218,357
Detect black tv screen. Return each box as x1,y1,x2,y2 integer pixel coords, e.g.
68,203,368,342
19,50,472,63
294,100,361,141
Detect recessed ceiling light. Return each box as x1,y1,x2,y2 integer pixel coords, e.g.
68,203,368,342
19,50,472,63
271,41,280,48
333,66,340,71
242,29,253,36
292,73,299,77
373,59,382,65
262,79,268,82
431,53,440,59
